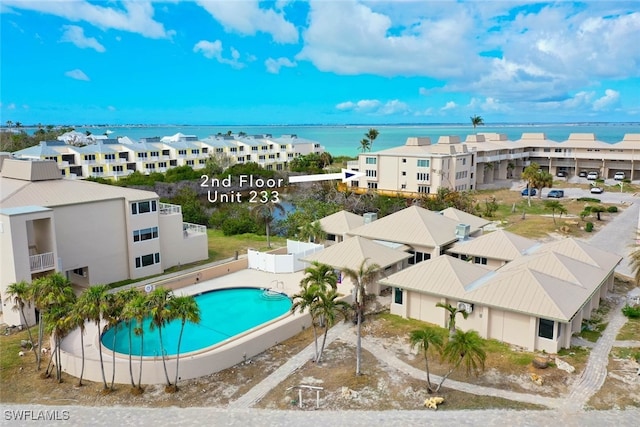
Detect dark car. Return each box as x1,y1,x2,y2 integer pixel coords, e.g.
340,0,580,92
521,188,537,196
547,190,564,198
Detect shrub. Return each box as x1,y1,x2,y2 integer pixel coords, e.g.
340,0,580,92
622,304,640,319
577,197,601,203
607,206,618,213
585,222,594,232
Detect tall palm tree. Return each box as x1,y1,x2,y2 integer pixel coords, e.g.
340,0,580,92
44,295,76,383
77,284,110,389
291,281,322,361
522,162,541,207
544,200,567,225
470,115,484,128
251,192,285,248
120,289,142,389
6,120,13,129
104,291,128,390
65,301,87,386
5,280,38,360
340,258,381,375
124,291,149,392
409,326,444,393
313,288,350,363
435,329,486,392
358,138,371,153
436,302,469,337
299,221,326,243
168,295,201,391
365,128,379,151
148,287,173,387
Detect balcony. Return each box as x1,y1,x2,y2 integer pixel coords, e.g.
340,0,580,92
183,222,206,238
30,252,55,273
159,202,182,215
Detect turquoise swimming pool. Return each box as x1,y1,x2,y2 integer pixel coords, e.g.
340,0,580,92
101,287,291,356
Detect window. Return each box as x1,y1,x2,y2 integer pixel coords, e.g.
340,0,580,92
402,158,407,163
417,185,430,193
408,251,430,265
216,148,224,153
462,158,466,165
186,160,194,166
158,162,167,168
366,170,377,177
394,288,403,304
113,165,123,172
92,166,104,173
202,148,208,153
150,151,159,157
178,150,187,156
252,146,259,152
365,157,377,165
192,149,200,155
137,152,148,159
135,252,160,268
104,153,115,161
401,184,406,189
131,200,157,215
230,147,237,153
280,145,287,150
474,257,488,265
351,180,359,187
133,227,159,242
401,171,406,176
84,154,96,161
538,318,554,339
367,182,378,189
146,163,155,170
199,159,206,164
45,156,57,161
417,172,429,181
417,159,430,167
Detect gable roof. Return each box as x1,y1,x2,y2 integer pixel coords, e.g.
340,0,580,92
381,255,491,300
347,205,464,248
447,229,538,261
318,210,365,235
440,207,491,229
526,238,622,271
300,236,410,271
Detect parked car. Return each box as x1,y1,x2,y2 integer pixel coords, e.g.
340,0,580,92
547,190,564,198
556,171,567,177
587,171,599,180
521,188,537,196
614,172,626,180
579,171,588,178
590,186,604,194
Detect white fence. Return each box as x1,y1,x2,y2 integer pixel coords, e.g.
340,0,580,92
248,240,324,273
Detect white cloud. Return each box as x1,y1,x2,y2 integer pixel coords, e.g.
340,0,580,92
593,89,620,111
193,40,245,69
335,99,407,116
195,0,298,43
441,101,457,111
60,25,105,52
65,69,90,81
3,0,171,38
265,57,296,74
107,105,116,111
7,103,16,110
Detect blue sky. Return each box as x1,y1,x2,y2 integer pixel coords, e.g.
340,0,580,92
1,1,639,125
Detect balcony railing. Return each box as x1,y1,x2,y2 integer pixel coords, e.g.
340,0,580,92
30,252,55,273
183,222,206,237
159,202,182,215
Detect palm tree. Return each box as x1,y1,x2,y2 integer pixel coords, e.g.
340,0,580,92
435,329,486,392
365,128,379,151
66,301,88,386
291,282,322,361
77,284,110,389
5,280,38,360
299,221,326,243
544,200,567,225
313,289,350,363
120,289,142,389
124,292,149,392
148,287,173,388
168,295,201,391
44,295,76,382
251,193,285,248
104,291,129,390
409,326,444,393
436,302,469,337
301,261,338,292
470,115,484,128
6,120,13,129
340,258,381,375
15,121,22,128
358,138,371,153
521,162,541,207
590,205,606,221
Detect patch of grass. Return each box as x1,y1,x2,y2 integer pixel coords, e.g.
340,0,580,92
206,229,287,260
612,347,640,362
579,322,608,343
557,346,590,367
617,317,640,341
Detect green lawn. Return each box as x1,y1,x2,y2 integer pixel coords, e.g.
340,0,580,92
617,317,640,341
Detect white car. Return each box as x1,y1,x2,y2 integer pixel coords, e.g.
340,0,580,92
587,172,599,180
614,172,625,180
590,186,604,194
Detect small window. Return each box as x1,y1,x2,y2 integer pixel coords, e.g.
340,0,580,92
394,288,403,304
538,318,554,339
474,257,488,265
365,157,377,165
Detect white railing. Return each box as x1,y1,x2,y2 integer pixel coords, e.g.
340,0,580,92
183,222,206,237
30,252,55,272
159,202,182,215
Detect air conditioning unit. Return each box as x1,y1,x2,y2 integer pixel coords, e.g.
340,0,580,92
457,302,473,314
144,284,156,293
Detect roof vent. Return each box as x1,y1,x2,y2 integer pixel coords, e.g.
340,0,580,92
363,212,378,224
455,223,470,240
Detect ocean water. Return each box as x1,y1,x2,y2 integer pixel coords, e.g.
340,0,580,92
66,123,640,157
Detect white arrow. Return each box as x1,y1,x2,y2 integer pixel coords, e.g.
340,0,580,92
289,168,365,184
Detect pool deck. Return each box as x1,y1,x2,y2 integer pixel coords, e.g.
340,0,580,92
58,267,355,383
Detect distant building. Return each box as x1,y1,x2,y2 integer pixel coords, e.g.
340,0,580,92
12,133,325,180
0,158,208,327
348,132,640,194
